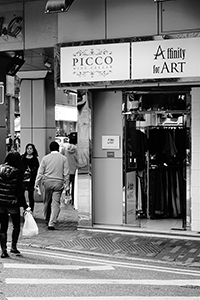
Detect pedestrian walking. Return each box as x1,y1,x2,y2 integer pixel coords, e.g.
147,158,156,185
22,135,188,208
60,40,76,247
21,143,40,212
13,134,21,152
6,134,13,152
35,141,70,230
0,151,30,258
61,135,78,209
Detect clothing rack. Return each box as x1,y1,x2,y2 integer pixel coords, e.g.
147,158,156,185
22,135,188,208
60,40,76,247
147,125,185,129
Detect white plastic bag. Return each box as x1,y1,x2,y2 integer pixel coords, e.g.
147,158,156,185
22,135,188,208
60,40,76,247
61,189,71,206
64,192,71,206
35,185,41,195
22,211,39,237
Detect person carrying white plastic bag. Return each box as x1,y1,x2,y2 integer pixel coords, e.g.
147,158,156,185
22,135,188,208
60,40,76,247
22,210,39,237
0,152,31,258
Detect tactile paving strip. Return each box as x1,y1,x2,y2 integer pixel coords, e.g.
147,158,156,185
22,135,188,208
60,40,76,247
60,236,162,254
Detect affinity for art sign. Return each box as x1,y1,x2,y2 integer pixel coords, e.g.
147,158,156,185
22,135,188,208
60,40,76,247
60,43,130,83
131,38,200,79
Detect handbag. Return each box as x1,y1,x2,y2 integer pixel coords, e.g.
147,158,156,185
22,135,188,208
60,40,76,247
22,211,39,237
23,167,31,190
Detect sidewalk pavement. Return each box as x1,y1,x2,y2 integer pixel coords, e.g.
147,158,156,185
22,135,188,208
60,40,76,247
7,201,200,268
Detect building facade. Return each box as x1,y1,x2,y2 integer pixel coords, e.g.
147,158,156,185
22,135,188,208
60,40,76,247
0,0,200,234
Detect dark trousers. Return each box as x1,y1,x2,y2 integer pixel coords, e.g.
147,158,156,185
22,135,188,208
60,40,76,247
0,212,20,235
70,174,75,206
27,189,35,212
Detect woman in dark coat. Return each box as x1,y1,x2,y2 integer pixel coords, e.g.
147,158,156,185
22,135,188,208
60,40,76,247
21,143,39,212
0,151,29,258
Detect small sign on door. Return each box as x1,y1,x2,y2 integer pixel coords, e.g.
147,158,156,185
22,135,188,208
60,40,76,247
102,135,120,149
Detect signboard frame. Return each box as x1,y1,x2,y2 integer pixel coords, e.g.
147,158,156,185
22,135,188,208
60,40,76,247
55,36,200,88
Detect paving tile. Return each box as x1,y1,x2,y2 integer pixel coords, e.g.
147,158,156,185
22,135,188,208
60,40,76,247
162,256,170,260
170,246,182,253
189,248,198,253
185,257,195,263
5,202,200,267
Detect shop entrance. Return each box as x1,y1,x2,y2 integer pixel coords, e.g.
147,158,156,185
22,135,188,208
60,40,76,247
122,89,191,231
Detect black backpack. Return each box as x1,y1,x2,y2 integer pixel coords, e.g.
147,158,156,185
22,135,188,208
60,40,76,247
0,163,19,180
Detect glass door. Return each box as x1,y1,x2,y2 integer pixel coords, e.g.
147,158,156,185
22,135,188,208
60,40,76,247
122,90,191,231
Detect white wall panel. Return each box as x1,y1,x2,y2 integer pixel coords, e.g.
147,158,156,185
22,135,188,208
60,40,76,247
20,80,32,128
33,80,45,127
93,91,122,158
58,0,105,43
93,158,123,225
191,88,200,232
25,0,57,48
107,0,157,38
162,0,200,33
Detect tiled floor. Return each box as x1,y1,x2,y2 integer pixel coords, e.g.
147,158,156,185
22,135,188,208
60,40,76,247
121,215,183,233
139,218,183,231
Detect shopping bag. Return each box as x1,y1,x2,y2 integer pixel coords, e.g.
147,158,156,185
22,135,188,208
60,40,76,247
22,211,39,237
61,189,71,206
34,184,43,203
35,185,41,195
64,191,71,206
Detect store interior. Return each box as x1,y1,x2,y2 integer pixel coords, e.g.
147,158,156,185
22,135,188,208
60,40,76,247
122,90,191,231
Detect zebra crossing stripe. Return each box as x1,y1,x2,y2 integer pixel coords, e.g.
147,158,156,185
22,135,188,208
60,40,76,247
5,278,200,285
3,263,114,271
6,296,200,300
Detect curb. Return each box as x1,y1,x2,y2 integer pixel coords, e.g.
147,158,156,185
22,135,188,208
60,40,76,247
16,240,200,269
78,227,200,242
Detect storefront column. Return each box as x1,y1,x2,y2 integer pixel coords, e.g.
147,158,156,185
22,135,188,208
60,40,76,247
19,72,55,161
92,90,123,226
77,91,92,227
9,96,15,138
0,75,7,162
191,87,200,232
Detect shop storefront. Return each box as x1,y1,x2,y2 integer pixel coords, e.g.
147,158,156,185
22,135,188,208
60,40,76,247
122,88,190,232
1,0,200,235
57,36,200,234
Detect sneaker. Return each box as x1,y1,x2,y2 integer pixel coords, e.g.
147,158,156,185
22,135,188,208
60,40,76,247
48,226,55,230
1,251,9,258
10,248,21,254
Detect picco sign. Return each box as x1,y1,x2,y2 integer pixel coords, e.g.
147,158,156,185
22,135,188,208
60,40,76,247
60,43,130,83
